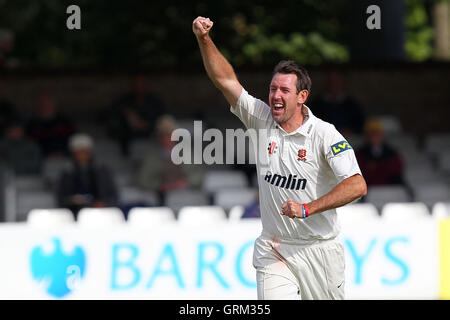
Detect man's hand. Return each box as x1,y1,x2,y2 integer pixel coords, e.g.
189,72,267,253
280,199,303,219
193,16,213,38
192,15,242,108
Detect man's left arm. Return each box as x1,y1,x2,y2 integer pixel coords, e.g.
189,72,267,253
281,174,367,218
308,173,366,215
281,127,367,219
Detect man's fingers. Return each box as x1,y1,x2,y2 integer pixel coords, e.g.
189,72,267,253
194,21,204,30
201,21,213,30
194,16,205,22
204,21,213,29
281,201,290,217
280,199,301,218
194,17,212,28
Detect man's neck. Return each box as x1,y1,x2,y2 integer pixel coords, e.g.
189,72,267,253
279,105,309,133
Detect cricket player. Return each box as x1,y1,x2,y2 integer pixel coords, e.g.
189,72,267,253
193,16,367,300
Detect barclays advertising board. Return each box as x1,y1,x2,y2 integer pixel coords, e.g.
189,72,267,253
0,218,443,299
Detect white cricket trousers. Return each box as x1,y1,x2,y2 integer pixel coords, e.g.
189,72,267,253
253,234,345,300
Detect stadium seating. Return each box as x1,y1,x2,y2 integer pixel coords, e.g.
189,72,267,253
213,188,257,212
365,185,411,209
77,207,125,227
16,190,56,221
42,158,71,188
177,206,227,225
165,189,209,214
337,203,379,226
15,175,46,191
387,133,418,152
127,207,176,226
381,202,430,222
404,165,442,186
228,205,245,221
224,130,257,165
425,133,450,157
202,170,248,193
119,186,158,206
401,152,433,170
129,140,158,164
115,171,132,187
437,151,450,175
411,182,450,208
27,208,74,226
431,202,450,219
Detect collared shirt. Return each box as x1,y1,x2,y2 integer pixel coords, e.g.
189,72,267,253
230,89,362,244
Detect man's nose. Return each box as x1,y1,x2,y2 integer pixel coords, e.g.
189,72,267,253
272,89,282,99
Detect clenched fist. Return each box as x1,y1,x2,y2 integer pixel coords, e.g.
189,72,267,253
193,16,213,38
280,199,303,219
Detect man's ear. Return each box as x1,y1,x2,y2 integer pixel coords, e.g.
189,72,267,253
297,89,309,105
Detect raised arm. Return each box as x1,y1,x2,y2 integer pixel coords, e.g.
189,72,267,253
192,16,242,108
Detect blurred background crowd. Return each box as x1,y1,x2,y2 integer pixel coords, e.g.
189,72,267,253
0,0,449,222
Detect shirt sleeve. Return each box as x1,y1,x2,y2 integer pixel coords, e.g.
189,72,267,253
322,125,362,183
230,88,271,129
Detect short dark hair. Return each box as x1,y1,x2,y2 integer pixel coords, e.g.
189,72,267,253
272,60,312,94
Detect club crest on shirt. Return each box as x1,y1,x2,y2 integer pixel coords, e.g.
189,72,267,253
268,142,278,155
297,149,307,162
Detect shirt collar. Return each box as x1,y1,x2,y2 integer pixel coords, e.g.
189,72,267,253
274,105,317,137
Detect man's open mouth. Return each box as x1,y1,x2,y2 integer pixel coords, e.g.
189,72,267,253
273,103,284,111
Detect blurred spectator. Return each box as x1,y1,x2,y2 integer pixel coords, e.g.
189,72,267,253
56,134,119,218
26,93,76,158
241,191,261,219
103,75,167,156
355,119,405,186
0,29,19,70
310,70,365,135
0,118,42,176
136,115,204,205
0,82,19,136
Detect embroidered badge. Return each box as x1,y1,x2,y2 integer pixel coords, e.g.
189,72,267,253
297,149,307,162
268,142,278,155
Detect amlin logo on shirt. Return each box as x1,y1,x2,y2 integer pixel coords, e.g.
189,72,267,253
30,237,86,298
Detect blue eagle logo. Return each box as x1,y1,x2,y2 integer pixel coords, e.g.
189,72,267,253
30,238,86,298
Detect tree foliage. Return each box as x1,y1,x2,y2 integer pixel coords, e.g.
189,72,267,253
405,0,433,61
0,0,439,70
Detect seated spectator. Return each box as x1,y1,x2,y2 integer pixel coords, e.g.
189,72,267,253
103,75,167,156
136,115,204,205
0,118,42,176
241,191,261,219
355,119,405,186
26,92,76,158
56,133,119,218
310,70,365,135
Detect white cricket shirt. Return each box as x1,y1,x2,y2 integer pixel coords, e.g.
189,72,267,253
231,89,362,245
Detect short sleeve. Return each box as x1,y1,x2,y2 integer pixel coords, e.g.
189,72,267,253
322,125,362,183
230,89,271,129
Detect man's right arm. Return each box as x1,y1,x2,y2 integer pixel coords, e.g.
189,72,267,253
193,16,242,108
